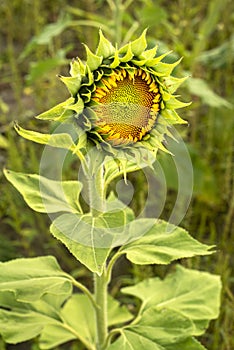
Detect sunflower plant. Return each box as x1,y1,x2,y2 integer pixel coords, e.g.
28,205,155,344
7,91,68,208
1,30,221,350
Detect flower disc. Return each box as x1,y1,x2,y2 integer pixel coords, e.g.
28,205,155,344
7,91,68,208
92,68,161,145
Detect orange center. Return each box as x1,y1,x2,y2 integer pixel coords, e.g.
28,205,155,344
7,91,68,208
92,68,161,145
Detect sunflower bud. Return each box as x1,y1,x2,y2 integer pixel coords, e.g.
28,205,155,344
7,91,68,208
37,29,190,159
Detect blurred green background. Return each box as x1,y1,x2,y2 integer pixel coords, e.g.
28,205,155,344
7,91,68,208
0,0,233,349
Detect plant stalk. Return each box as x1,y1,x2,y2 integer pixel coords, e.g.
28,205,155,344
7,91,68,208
83,157,108,349
94,270,108,350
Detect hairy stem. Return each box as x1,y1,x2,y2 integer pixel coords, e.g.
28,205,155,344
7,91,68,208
94,270,108,349
83,157,108,349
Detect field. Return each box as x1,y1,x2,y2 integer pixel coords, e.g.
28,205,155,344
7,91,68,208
0,1,233,349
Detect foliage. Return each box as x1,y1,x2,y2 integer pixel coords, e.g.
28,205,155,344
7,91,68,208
0,0,233,349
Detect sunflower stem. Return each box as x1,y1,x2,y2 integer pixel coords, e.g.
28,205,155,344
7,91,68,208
88,162,106,215
94,269,108,350
84,158,108,349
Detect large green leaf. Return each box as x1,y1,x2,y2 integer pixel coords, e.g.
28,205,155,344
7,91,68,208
49,203,136,273
1,271,132,349
107,330,163,350
49,294,133,346
4,169,82,213
0,256,72,302
122,265,221,335
50,213,111,274
107,332,206,350
107,308,204,349
0,292,76,347
120,220,215,265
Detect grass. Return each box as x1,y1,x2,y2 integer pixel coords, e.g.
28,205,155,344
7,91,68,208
0,0,233,349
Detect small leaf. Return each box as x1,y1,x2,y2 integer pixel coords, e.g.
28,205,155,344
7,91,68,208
59,75,82,96
4,169,82,214
120,220,215,265
14,123,76,149
165,97,191,110
96,30,115,58
35,97,74,120
0,256,72,302
65,94,84,114
130,29,148,56
110,48,120,68
84,44,103,71
119,44,134,62
70,57,86,77
162,76,188,94
122,265,222,335
160,109,187,125
153,58,183,76
146,51,172,67
139,46,158,60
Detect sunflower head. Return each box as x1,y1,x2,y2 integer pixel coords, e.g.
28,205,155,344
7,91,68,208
37,29,189,160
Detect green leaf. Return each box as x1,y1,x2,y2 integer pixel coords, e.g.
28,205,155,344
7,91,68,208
153,58,183,76
96,30,115,58
65,294,133,336
0,134,8,149
122,265,222,335
70,57,86,77
14,123,76,149
165,97,191,110
27,51,68,84
108,295,133,326
4,169,82,214
186,77,232,108
65,94,84,114
119,43,134,62
0,292,76,347
39,324,77,349
50,213,111,274
35,97,74,120
120,220,215,265
50,212,160,273
59,75,82,96
107,330,163,350
129,308,194,344
130,29,148,56
107,308,194,349
108,333,206,350
162,76,188,94
0,256,72,302
160,108,187,125
84,44,103,71
19,15,72,60
166,338,207,350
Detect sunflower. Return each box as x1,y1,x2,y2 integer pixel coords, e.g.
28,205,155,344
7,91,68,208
36,29,189,160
